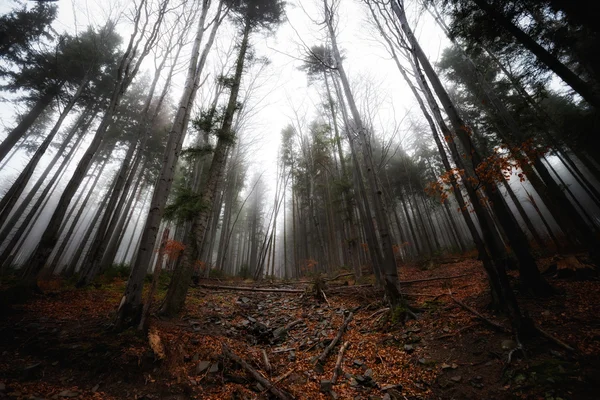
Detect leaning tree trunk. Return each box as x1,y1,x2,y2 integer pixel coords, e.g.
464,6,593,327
326,1,405,309
0,76,89,229
116,0,221,327
0,86,61,163
20,0,166,289
160,17,250,317
0,108,92,241
470,0,600,110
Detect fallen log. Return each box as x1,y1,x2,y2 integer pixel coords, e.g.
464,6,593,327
325,272,355,281
222,344,293,400
331,341,350,384
400,273,470,284
315,312,354,369
200,284,304,293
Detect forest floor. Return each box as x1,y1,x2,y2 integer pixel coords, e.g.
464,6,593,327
1,256,600,400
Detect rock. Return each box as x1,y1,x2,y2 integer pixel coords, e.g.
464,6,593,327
450,376,462,383
240,297,250,304
189,379,197,386
403,344,414,353
247,316,257,323
441,363,452,370
381,384,402,391
353,359,364,367
58,390,79,398
550,350,563,358
382,395,391,400
501,339,517,350
314,363,324,374
320,380,333,393
209,363,219,373
196,361,211,374
0,383,5,391
330,391,339,399
91,384,99,393
365,369,373,378
273,327,286,338
350,378,359,387
22,363,42,379
288,351,296,362
355,375,366,383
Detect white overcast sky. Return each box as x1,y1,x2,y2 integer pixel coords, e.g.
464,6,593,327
0,0,449,173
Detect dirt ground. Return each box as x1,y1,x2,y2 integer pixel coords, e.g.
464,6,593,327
1,257,599,399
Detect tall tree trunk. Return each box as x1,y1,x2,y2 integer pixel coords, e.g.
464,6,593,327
159,14,249,317
20,0,166,288
116,0,222,327
0,76,89,229
0,108,92,241
0,86,61,163
326,0,405,309
470,0,600,109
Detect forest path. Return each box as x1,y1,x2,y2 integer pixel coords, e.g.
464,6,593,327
1,256,599,399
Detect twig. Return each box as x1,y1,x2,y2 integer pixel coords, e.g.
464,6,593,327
321,289,330,306
368,308,390,319
449,292,508,333
273,369,294,385
535,326,576,352
325,272,355,281
222,344,293,400
331,341,350,384
261,349,272,374
315,312,354,368
284,319,303,331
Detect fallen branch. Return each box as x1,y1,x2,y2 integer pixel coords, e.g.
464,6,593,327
200,284,304,293
535,326,576,353
273,369,294,385
261,349,271,374
315,312,354,368
331,341,350,384
449,293,508,334
222,344,293,400
285,319,303,331
325,272,355,281
400,273,470,284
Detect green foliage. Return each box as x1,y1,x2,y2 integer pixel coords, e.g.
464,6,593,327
209,268,228,279
238,264,251,279
225,0,286,31
390,304,408,324
103,263,130,280
164,188,209,223
181,144,214,159
0,2,57,70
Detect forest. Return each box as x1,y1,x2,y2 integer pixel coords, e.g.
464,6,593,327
0,0,599,398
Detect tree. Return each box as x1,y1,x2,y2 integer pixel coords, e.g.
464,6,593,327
158,0,285,317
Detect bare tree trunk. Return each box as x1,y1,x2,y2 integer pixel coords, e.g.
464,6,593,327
21,0,168,288
117,0,223,326
0,86,61,163
0,77,89,228
159,13,249,317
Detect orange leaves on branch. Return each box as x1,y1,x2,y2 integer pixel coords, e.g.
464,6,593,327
164,240,185,260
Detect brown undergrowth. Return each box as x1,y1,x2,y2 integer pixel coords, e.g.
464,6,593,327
0,256,599,399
